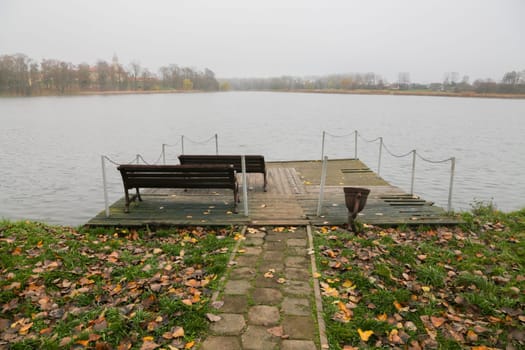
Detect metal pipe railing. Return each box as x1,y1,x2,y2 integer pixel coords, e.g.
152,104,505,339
321,130,456,211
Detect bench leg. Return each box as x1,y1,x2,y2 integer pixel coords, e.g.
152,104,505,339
263,172,268,192
136,188,142,201
124,189,130,213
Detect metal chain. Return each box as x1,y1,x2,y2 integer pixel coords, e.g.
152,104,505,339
324,131,355,138
357,131,381,143
416,153,454,164
381,143,414,158
184,134,216,144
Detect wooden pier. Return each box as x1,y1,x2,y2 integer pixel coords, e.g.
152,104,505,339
86,159,460,227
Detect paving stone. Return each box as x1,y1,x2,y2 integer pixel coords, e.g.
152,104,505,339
241,246,262,255
246,229,266,238
283,280,312,296
264,240,287,250
200,336,241,350
285,256,308,268
235,255,259,267
284,230,307,239
252,288,283,305
258,262,284,274
287,238,307,247
241,325,279,350
244,237,264,246
282,315,316,340
220,295,248,313
285,267,311,280
224,280,252,295
210,313,246,335
254,275,281,288
248,305,280,326
229,266,256,280
287,246,309,256
281,340,317,350
263,250,285,261
281,297,310,316
265,233,284,241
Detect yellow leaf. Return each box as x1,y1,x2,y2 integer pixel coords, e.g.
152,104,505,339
376,313,388,321
342,280,354,288
313,272,322,278
19,322,33,335
75,339,89,347
185,340,195,349
142,336,154,342
357,328,374,342
421,286,431,292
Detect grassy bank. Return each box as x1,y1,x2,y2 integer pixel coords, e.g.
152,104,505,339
314,206,525,349
0,223,239,349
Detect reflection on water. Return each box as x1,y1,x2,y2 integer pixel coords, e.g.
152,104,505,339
1,92,524,225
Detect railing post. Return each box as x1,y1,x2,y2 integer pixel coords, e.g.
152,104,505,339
447,157,456,212
101,156,110,217
241,155,249,216
321,131,326,160
162,143,166,164
136,154,140,164
215,133,219,155
410,150,416,195
354,130,358,159
316,156,328,216
377,137,383,176
181,135,185,155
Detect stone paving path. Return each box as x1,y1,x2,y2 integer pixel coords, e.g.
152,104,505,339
200,226,322,350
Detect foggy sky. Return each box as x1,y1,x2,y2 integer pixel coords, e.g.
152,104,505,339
1,0,523,83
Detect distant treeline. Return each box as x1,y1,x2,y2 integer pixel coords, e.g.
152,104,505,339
0,53,219,96
222,70,525,94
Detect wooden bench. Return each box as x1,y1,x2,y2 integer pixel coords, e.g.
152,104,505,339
178,155,267,191
117,164,239,213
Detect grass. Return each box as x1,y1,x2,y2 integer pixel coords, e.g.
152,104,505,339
314,205,525,349
0,222,237,349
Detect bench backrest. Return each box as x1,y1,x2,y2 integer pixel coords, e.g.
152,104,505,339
117,164,237,189
178,155,265,173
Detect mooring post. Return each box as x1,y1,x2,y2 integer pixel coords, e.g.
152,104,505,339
377,137,383,176
321,131,326,160
162,143,166,164
410,150,416,195
447,157,456,212
181,135,185,155
316,156,329,216
215,133,219,155
241,155,249,216
354,130,358,159
101,156,110,217
136,154,140,164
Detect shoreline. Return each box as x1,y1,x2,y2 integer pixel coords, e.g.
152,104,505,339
2,89,525,99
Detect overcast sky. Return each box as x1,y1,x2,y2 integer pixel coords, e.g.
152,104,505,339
1,0,523,83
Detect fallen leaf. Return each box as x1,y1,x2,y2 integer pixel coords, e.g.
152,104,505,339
185,340,195,349
206,313,221,322
267,326,284,337
140,340,160,350
358,328,374,342
430,316,446,328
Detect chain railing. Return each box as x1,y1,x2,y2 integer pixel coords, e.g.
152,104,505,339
320,130,456,212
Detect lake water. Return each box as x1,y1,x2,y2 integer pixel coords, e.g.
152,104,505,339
1,91,524,226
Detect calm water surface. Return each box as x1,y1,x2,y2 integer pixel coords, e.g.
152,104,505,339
1,92,524,225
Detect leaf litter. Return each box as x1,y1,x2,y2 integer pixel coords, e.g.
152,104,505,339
0,222,237,349
314,216,525,349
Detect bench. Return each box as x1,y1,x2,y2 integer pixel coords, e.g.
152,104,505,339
178,155,267,191
117,164,239,213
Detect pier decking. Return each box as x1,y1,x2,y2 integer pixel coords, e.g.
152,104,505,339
87,159,460,227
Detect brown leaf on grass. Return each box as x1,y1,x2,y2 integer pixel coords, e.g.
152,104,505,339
140,340,160,350
430,316,446,328
117,340,132,350
59,337,72,347
95,342,111,350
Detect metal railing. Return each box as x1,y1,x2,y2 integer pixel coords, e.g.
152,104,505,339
100,134,255,218
320,130,456,212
